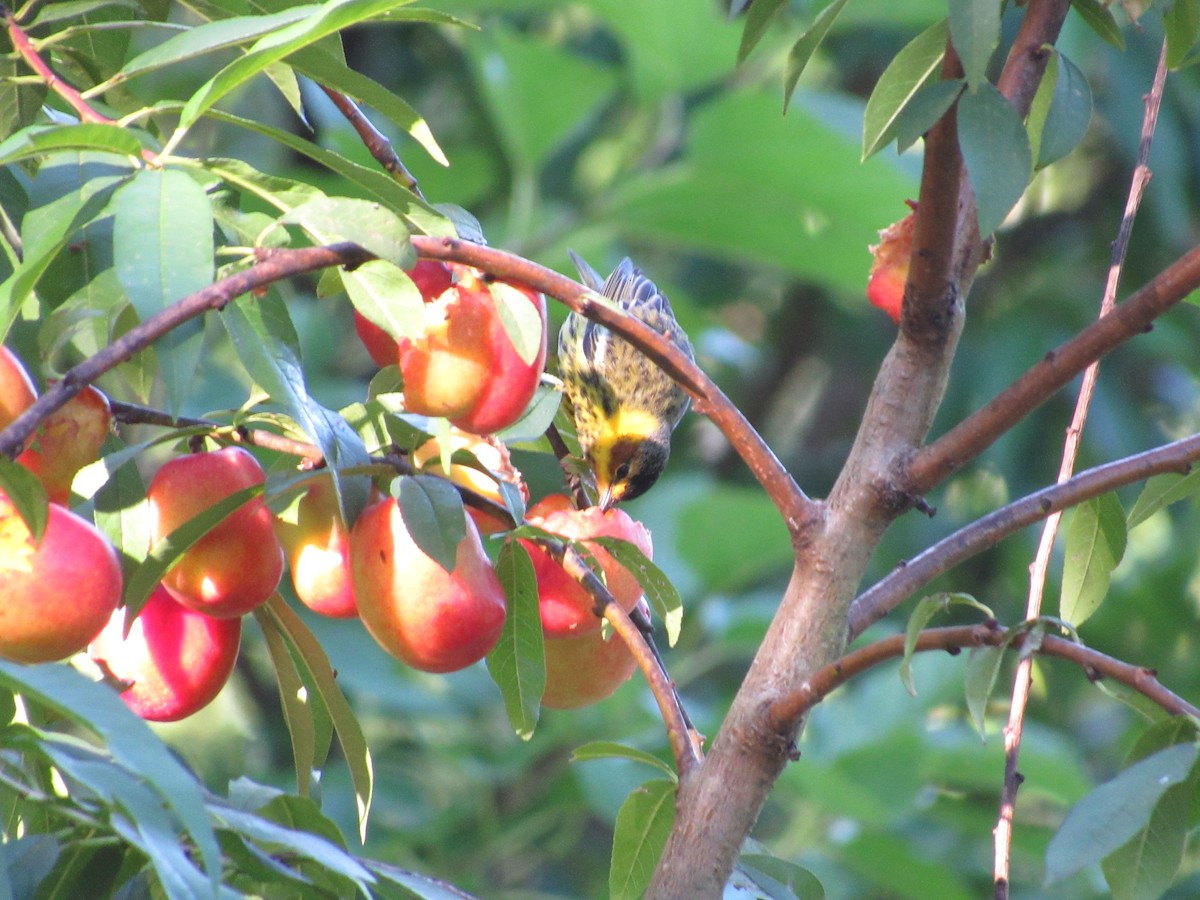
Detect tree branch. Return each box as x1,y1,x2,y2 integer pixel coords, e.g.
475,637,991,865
319,86,425,198
849,431,1200,638
0,243,373,458
410,235,815,537
768,623,1200,730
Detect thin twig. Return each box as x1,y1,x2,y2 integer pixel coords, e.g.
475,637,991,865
849,430,1200,638
769,623,1200,732
320,86,424,198
409,235,815,537
992,40,1170,900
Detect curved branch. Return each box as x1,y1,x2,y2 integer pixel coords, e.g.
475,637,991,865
850,432,1200,638
0,243,373,458
551,541,703,775
770,623,1200,730
410,235,814,536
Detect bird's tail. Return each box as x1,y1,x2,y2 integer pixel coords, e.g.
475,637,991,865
568,250,607,292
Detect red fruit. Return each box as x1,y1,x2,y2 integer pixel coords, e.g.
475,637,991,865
542,605,643,710
89,585,241,722
866,201,918,323
283,475,357,618
148,447,283,618
412,429,527,535
0,346,38,444
446,272,548,435
17,385,111,504
353,261,454,367
521,495,652,638
0,492,122,663
399,286,496,419
349,495,506,673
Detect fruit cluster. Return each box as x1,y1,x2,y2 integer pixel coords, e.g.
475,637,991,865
0,260,660,723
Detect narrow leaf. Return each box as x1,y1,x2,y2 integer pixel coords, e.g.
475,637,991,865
784,0,851,112
901,591,993,696
957,81,1032,236
894,78,965,153
1061,493,1126,627
1070,0,1125,49
862,20,948,159
255,606,320,797
1035,52,1092,168
1127,469,1200,529
610,779,676,900
738,0,788,63
571,740,677,781
490,281,544,367
486,540,545,740
964,643,1006,740
590,536,683,647
1165,0,1200,69
0,123,143,168
342,260,426,343
1046,743,1198,884
737,853,827,900
0,458,49,542
277,197,414,267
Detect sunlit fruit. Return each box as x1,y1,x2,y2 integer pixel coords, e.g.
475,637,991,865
398,266,547,435
0,346,38,445
445,270,548,435
541,602,644,710
283,475,357,618
148,446,283,618
17,384,111,504
867,200,918,323
349,495,506,673
353,261,454,367
89,585,242,722
412,429,527,535
521,495,652,638
0,492,121,663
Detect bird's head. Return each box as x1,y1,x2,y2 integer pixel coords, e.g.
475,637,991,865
592,429,671,509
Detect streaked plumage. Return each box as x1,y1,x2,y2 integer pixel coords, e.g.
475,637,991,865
559,252,693,507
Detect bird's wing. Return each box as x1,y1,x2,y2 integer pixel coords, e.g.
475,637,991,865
568,250,607,292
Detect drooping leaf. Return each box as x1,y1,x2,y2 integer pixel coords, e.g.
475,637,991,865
255,604,322,797
862,20,948,159
490,281,544,367
1165,0,1200,69
1032,52,1093,168
736,853,826,899
948,0,1000,89
341,260,426,343
395,474,468,573
956,81,1031,236
1046,743,1199,884
893,78,964,153
590,535,683,647
1060,492,1126,627
784,0,851,112
486,540,545,740
900,592,993,696
1070,0,1125,49
0,457,49,542
0,123,144,168
964,643,1006,740
738,0,788,63
571,740,677,781
1127,469,1200,529
609,779,676,900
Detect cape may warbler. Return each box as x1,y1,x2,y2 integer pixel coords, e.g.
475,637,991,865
559,253,694,508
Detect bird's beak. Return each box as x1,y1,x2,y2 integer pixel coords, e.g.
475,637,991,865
598,485,615,510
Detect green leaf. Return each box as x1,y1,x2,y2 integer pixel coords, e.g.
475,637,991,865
862,20,948,160
956,81,1032,236
900,592,993,696
0,123,144,168
1127,469,1200,529
491,281,545,367
1032,52,1092,168
276,197,414,267
176,0,421,132
738,0,787,63
116,6,319,81
112,167,213,413
1165,0,1200,69
1102,719,1200,900
1046,743,1199,884
396,474,467,572
571,740,677,782
496,383,563,445
125,483,262,615
256,604,321,797
1070,0,1125,49
963,643,1006,740
259,596,374,843
1060,492,1126,627
486,540,545,740
590,536,683,647
783,0,850,112
736,853,826,899
341,260,426,343
610,779,676,900
0,458,49,542
948,0,999,89
0,662,223,892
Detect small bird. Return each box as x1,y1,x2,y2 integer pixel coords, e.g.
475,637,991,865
558,252,694,508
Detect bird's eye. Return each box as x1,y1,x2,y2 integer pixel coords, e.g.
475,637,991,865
614,462,631,481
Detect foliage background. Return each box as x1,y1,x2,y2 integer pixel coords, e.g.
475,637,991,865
5,0,1200,897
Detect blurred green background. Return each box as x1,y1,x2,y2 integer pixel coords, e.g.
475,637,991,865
43,0,1200,896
